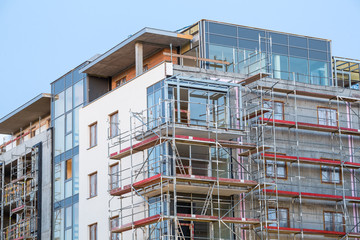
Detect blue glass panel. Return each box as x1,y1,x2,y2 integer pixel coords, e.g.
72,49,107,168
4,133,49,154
289,36,307,48
73,66,85,83
65,206,72,228
73,155,79,194
65,87,72,112
65,73,72,88
54,91,65,118
208,22,237,37
73,80,84,107
73,202,79,240
269,32,288,45
289,47,308,58
272,44,288,55
309,60,329,86
273,55,290,80
54,77,65,95
290,57,309,83
309,50,327,61
238,27,265,40
208,44,234,72
308,39,327,51
209,34,237,47
238,38,258,50
55,116,65,156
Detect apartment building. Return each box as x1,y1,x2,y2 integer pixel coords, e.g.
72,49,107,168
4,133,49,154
73,20,360,240
0,93,52,239
2,19,359,240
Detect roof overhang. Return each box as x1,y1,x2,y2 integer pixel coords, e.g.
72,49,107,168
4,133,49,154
0,93,51,134
80,27,192,77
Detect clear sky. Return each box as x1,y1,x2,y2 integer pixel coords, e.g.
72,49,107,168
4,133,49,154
0,0,359,137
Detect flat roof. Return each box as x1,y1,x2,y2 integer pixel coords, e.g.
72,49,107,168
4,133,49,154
81,27,192,77
0,93,51,134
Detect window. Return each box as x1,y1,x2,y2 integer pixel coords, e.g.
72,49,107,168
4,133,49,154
266,160,287,179
263,100,284,120
89,172,97,198
89,223,97,240
116,77,126,87
89,123,97,148
110,216,120,240
321,166,341,184
110,164,119,190
324,212,344,232
318,107,337,126
268,207,289,227
109,112,119,138
65,159,72,180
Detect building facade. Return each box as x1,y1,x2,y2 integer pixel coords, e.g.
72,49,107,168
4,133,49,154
2,19,360,240
0,94,53,239
75,20,360,239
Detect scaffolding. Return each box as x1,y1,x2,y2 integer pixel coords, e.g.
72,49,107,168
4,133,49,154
241,71,360,239
107,39,360,239
0,146,38,240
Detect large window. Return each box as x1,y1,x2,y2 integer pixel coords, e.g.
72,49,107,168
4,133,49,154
321,166,340,184
89,172,97,198
147,81,164,129
89,123,97,148
147,82,230,129
318,107,337,126
263,100,284,120
266,160,287,179
109,112,119,138
268,207,289,227
324,212,344,232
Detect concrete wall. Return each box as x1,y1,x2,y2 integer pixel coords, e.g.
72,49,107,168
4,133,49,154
79,62,170,239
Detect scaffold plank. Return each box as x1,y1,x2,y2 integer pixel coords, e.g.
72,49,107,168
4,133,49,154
265,226,360,237
242,109,270,120
264,189,360,203
177,213,260,224
261,87,360,103
176,174,258,187
259,117,360,136
239,73,270,85
111,214,260,234
111,214,163,233
110,135,256,160
110,174,257,197
262,153,360,169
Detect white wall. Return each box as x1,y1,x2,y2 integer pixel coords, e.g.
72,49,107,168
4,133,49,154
78,62,170,239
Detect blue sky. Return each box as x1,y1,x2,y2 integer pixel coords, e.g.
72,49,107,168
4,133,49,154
0,0,359,138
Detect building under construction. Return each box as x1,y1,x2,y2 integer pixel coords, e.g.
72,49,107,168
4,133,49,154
74,20,360,240
0,94,53,240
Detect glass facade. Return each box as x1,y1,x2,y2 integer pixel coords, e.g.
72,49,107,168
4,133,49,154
51,62,87,240
203,21,332,86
